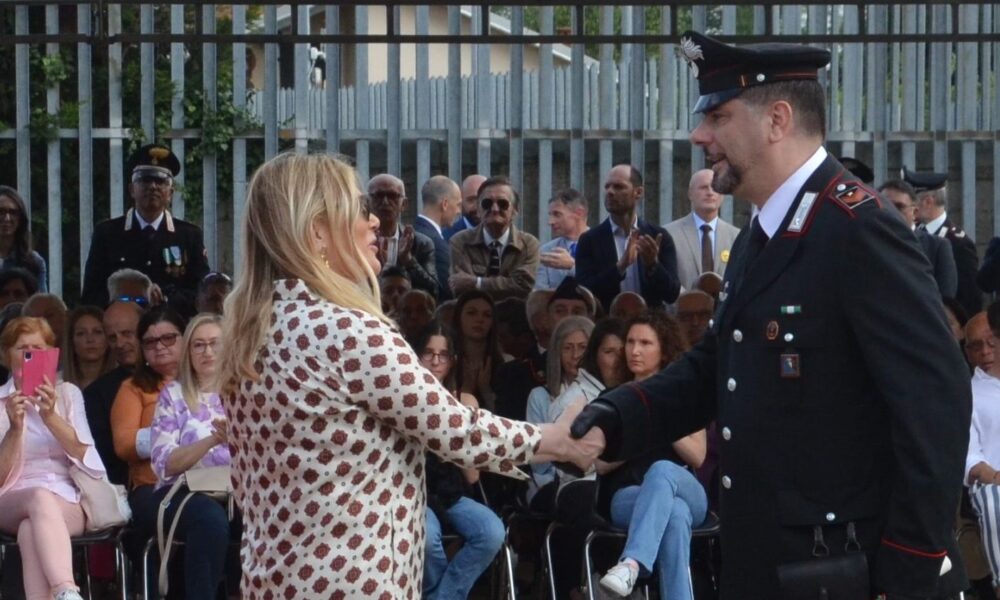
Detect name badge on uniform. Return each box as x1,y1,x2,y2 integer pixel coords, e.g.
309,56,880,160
780,353,801,378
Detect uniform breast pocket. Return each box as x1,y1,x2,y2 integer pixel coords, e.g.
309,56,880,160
760,316,827,406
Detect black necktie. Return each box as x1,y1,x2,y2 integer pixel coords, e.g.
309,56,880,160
142,225,156,242
745,218,769,267
487,241,502,277
700,223,714,273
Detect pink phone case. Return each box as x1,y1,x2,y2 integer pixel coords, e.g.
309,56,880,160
22,348,59,397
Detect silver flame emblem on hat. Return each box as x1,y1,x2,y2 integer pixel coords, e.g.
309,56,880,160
678,37,704,77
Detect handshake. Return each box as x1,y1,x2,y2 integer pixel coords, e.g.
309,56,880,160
536,400,622,476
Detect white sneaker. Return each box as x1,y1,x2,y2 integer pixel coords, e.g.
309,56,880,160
53,590,84,600
599,561,638,597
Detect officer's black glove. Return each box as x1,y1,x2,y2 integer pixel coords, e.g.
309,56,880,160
569,400,622,456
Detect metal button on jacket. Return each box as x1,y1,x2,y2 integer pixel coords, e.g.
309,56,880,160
722,426,732,441
825,512,836,522
733,329,743,342
784,332,794,343
727,378,737,391
722,476,732,489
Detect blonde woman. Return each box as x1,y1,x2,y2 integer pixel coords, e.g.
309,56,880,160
216,153,603,599
150,313,232,600
62,306,116,390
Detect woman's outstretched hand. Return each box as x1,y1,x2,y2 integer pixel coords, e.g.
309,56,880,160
543,400,605,476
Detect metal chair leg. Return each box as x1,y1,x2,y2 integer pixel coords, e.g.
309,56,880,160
584,531,598,600
503,541,517,600
142,537,156,600
83,544,93,600
543,522,560,600
115,540,129,600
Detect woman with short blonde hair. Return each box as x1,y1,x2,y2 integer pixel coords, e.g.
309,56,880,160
218,153,601,599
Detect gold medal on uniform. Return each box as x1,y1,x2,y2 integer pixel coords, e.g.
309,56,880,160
765,320,779,341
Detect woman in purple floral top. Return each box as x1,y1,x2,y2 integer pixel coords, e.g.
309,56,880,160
150,313,235,600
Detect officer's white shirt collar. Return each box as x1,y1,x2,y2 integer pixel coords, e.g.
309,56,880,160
924,212,948,236
483,227,511,248
756,146,828,238
417,214,443,236
135,211,165,231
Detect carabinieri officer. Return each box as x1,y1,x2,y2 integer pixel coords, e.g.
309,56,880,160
570,32,971,600
82,144,210,316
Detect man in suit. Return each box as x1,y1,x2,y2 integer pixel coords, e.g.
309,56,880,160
81,144,210,315
905,166,981,315
879,179,958,298
571,31,970,600
368,174,439,298
665,169,740,290
448,176,539,301
576,164,681,311
415,175,462,300
443,174,486,240
535,188,590,289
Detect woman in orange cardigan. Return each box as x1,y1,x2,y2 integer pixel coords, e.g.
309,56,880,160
110,305,184,541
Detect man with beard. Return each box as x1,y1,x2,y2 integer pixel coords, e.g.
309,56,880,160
81,144,209,316
444,174,486,240
576,164,681,311
570,31,970,600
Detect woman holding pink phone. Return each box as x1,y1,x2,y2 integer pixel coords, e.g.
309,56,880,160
0,316,107,600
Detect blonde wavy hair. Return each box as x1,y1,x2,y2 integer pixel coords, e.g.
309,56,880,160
217,153,386,395
179,313,223,412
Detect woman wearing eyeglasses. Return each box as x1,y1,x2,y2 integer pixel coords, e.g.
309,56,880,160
110,306,185,548
0,186,47,292
150,313,235,600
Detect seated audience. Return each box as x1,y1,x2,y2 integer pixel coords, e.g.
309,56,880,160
379,266,412,316
63,306,115,390
966,312,995,372
451,291,506,410
609,291,646,322
526,316,594,508
415,323,505,600
946,296,970,345
547,276,596,321
598,311,707,599
195,272,232,315
675,290,715,345
84,300,144,486
433,299,457,327
0,268,38,309
111,306,185,543
693,271,723,301
150,314,234,600
0,317,106,600
549,318,627,422
396,289,436,343
494,298,534,361
107,268,155,307
0,186,47,291
22,293,68,344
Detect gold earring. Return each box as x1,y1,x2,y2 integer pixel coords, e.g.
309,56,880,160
320,248,329,268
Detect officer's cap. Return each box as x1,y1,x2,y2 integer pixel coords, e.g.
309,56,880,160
678,31,831,114
549,276,587,306
901,167,947,193
840,157,874,184
127,144,181,181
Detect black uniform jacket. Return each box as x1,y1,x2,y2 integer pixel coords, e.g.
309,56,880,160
917,228,958,299
576,218,681,310
81,209,209,312
933,218,981,315
595,155,971,599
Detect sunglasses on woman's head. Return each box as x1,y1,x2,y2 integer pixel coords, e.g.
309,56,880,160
117,295,149,307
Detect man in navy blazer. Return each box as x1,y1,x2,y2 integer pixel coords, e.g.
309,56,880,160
576,164,681,311
415,176,462,301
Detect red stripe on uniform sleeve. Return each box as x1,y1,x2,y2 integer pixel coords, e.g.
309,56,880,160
880,538,947,559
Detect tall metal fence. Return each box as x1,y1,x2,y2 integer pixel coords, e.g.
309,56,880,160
2,2,1000,299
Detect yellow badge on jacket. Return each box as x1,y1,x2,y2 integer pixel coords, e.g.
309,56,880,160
721,250,730,263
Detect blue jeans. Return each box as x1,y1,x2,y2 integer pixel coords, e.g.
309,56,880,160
424,497,505,600
609,460,708,600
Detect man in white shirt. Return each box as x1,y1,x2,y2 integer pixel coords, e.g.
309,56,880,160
665,169,740,290
535,188,590,290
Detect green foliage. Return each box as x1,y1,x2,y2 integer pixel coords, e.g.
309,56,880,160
34,50,71,87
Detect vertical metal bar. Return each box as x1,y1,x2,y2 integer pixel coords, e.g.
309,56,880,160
202,5,218,268
15,5,31,216
901,4,917,170
140,3,155,141
959,5,978,237
264,5,278,159
108,3,124,216
629,6,645,201
294,4,310,154
868,5,888,187
995,6,1000,241
659,5,676,225
386,5,401,176
78,3,94,290
915,4,927,133
930,5,949,172
474,6,491,176
45,4,62,296
415,4,430,203
570,5,585,196
232,4,248,275
355,5,370,181
538,7,554,242
170,4,186,220
447,6,461,182
509,7,524,206
325,5,341,153
840,5,860,158
597,6,614,222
